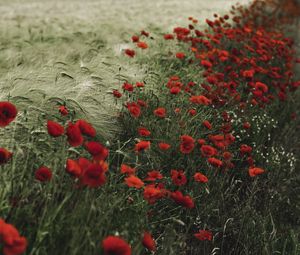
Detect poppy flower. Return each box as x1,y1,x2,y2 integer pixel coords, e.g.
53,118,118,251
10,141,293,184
65,159,82,178
170,87,181,94
138,127,151,137
189,95,212,105
171,191,195,209
171,170,187,186
194,230,213,241
153,107,166,118
143,185,164,204
66,122,84,147
188,109,196,116
164,34,174,40
47,120,64,137
176,52,185,59
59,105,68,116
144,170,163,181
131,35,139,42
201,145,217,157
113,90,122,98
137,42,148,49
125,175,144,189
240,144,252,155
122,82,134,92
35,166,52,182
135,82,144,88
124,49,135,58
126,102,141,118
194,173,208,183
77,120,96,137
158,142,171,151
0,101,18,127
249,167,265,177
85,141,109,161
81,161,107,188
142,232,156,251
120,164,136,175
201,60,213,69
202,120,212,130
0,148,12,165
102,236,131,255
0,218,27,255
134,141,150,152
243,122,251,129
180,135,195,154
141,30,149,37
208,157,223,168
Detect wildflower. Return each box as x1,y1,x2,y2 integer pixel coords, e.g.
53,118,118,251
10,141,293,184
120,164,136,175
59,105,68,116
85,141,109,161
81,161,107,188
164,34,174,40
131,35,139,42
47,120,64,137
137,42,148,49
124,49,135,58
143,185,164,204
201,145,217,157
0,101,18,127
65,159,82,178
171,191,195,209
176,52,185,59
77,120,96,137
125,175,144,189
201,60,213,69
153,107,166,118
194,230,213,241
249,167,265,177
171,170,187,186
208,157,223,168
158,142,171,151
134,141,150,152
113,90,122,98
0,148,12,165
142,232,156,251
194,173,208,183
102,236,131,255
138,127,151,137
144,170,163,182
126,102,141,118
35,166,52,182
202,120,212,130
180,135,195,154
66,122,84,147
189,95,212,105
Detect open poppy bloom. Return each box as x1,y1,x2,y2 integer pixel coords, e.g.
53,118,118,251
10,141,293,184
0,101,18,127
102,236,131,255
35,166,52,182
125,175,144,189
47,120,64,137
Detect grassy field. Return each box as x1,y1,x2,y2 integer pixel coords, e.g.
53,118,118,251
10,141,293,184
0,0,299,255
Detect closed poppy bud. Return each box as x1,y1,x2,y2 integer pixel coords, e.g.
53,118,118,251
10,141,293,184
249,167,265,177
35,166,52,182
202,120,212,129
113,90,122,98
188,109,197,116
0,148,12,165
59,105,68,116
142,232,156,251
47,120,64,137
0,101,18,127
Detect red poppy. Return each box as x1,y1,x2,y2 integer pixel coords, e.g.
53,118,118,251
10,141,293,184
143,185,165,204
125,175,144,189
113,90,122,98
85,141,109,161
124,49,135,58
35,166,52,182
144,170,163,182
153,107,166,118
58,105,68,116
201,60,213,69
189,95,212,105
0,218,27,255
102,236,131,255
243,122,251,129
126,102,141,118
134,141,150,152
65,159,82,178
0,148,12,165
249,167,265,177
142,232,156,251
176,52,185,59
188,109,197,116
81,161,107,188
135,82,144,88
66,122,84,147
131,35,139,42
158,142,171,150
180,135,195,154
240,144,252,155
207,157,223,168
77,120,96,137
47,120,64,137
137,42,148,49
120,164,136,175
171,191,195,209
141,30,149,37
170,87,181,94
171,170,187,186
194,173,208,183
202,120,212,130
194,230,213,241
164,34,174,40
0,101,18,127
138,127,151,137
201,145,217,157
122,82,134,92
